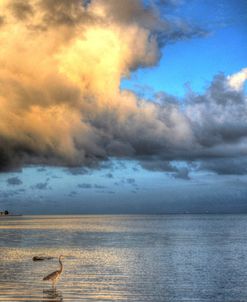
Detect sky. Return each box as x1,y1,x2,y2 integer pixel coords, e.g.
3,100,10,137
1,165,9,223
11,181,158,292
0,0,247,214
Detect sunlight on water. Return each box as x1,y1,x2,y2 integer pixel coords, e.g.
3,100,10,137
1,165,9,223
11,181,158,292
1,215,247,301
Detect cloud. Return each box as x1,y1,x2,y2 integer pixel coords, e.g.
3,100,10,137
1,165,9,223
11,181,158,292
200,158,247,175
0,0,246,176
37,167,47,172
7,176,23,185
185,73,247,151
173,167,190,180
68,190,78,197
105,173,113,178
8,0,34,20
140,159,191,179
95,184,106,189
33,182,49,190
140,159,176,172
66,167,89,175
126,178,136,184
77,183,92,189
228,68,247,91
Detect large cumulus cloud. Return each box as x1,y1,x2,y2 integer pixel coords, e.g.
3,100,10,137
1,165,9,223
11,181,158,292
0,0,246,175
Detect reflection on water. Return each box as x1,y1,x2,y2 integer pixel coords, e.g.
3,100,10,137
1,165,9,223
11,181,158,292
1,215,247,301
43,289,63,301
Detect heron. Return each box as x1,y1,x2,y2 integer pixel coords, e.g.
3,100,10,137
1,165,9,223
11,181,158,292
43,255,64,289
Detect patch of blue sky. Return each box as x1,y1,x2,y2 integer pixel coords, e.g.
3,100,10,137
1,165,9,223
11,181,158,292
121,26,247,98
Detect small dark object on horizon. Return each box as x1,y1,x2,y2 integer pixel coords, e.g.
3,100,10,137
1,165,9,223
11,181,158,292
0,210,9,216
33,256,53,261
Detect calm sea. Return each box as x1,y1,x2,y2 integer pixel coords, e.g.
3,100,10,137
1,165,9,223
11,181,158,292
0,215,247,301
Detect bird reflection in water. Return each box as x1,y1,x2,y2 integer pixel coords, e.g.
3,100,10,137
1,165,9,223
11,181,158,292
43,288,63,301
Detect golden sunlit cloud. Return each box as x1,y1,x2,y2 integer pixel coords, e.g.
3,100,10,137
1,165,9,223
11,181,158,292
0,0,246,172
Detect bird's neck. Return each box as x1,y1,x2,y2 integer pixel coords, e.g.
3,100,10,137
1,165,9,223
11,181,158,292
59,258,63,273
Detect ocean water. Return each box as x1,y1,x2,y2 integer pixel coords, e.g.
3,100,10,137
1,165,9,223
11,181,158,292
1,215,247,301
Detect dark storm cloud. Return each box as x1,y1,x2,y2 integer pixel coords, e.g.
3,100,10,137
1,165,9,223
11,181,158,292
0,142,24,172
6,177,23,186
140,159,176,172
200,158,247,175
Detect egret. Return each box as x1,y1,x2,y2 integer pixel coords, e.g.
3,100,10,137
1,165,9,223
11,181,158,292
43,255,64,289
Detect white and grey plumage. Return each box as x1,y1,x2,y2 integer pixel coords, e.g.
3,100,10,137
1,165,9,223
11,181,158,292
43,255,64,288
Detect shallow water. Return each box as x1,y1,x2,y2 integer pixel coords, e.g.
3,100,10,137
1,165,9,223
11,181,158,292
1,215,247,301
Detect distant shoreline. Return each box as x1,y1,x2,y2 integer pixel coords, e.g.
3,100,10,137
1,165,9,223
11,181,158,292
1,213,247,217
0,214,22,217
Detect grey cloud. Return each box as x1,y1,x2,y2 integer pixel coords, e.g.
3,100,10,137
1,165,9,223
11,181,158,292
155,21,208,48
140,159,191,179
140,159,177,172
186,74,247,148
106,141,135,157
37,167,47,172
77,183,92,189
157,0,183,5
7,177,23,186
105,173,113,178
66,167,89,175
1,191,16,198
173,167,190,180
51,175,62,179
33,182,49,190
0,187,25,198
1,72,247,176
94,184,106,189
107,191,115,194
68,190,78,197
0,142,24,172
126,178,136,184
200,158,247,175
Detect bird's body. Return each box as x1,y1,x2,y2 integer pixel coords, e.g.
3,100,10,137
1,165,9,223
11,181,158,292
43,255,64,288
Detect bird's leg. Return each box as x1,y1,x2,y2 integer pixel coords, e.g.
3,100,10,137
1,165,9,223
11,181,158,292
52,281,55,290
